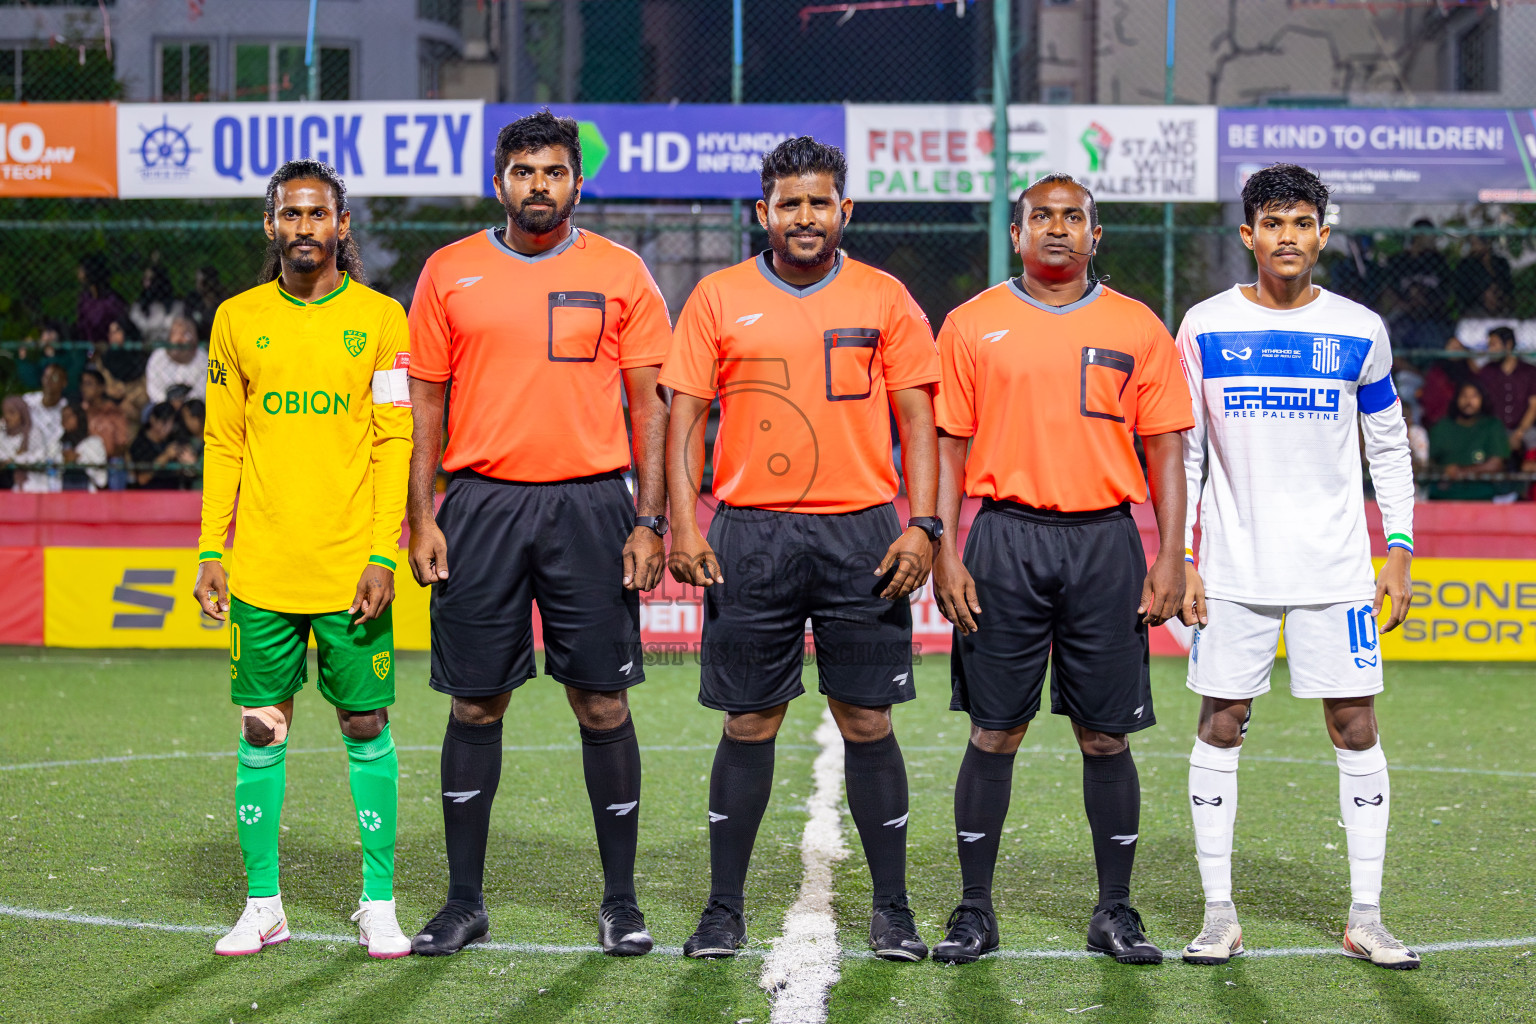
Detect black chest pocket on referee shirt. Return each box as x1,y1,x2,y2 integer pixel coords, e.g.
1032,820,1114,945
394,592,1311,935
1080,346,1135,422
824,328,881,402
548,291,607,362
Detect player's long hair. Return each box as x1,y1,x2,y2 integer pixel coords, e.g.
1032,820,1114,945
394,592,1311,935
259,160,368,286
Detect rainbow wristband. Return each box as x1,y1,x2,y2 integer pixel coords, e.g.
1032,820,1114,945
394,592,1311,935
1184,546,1196,565
1385,533,1413,554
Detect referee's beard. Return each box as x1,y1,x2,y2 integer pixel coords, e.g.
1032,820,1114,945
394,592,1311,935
504,190,578,236
769,219,843,270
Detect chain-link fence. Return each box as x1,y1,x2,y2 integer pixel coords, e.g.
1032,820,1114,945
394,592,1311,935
3,0,1536,497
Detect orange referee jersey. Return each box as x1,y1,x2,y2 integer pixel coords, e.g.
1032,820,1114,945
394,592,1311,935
661,251,940,513
408,228,672,481
935,280,1193,512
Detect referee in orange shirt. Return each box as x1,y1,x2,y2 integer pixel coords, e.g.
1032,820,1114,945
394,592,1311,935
662,137,942,961
404,111,673,957
930,174,1193,965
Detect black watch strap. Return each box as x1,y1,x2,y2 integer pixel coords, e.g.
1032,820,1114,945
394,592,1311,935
636,514,669,538
907,516,944,542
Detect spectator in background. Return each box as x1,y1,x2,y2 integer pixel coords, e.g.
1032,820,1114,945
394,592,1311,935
1419,337,1477,429
128,265,186,344
1452,235,1513,316
1475,326,1536,459
178,397,205,488
1428,382,1516,501
129,402,194,490
75,253,127,345
79,369,130,458
185,265,226,333
58,400,107,492
12,322,83,393
145,316,207,407
1327,235,1383,308
1453,283,1520,350
0,395,45,491
95,317,149,421
23,363,68,450
1386,280,1455,357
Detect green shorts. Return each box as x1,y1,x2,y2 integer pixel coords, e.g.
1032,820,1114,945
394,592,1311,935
228,596,396,712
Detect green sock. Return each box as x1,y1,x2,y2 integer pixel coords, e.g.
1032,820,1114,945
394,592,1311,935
344,722,398,901
235,735,287,898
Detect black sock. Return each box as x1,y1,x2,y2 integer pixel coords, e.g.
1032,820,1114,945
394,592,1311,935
954,742,1016,908
1082,748,1140,908
441,714,503,904
706,734,776,913
844,731,910,904
581,715,641,903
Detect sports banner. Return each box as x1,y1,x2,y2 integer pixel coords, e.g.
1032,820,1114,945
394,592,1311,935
1218,108,1536,203
43,547,431,650
116,101,483,198
845,104,1218,203
482,104,844,200
0,103,117,197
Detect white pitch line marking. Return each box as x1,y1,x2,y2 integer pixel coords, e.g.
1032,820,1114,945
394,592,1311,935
759,709,849,1024
2,904,1530,963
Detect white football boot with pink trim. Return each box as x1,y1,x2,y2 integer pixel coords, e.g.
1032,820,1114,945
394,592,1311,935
215,895,290,955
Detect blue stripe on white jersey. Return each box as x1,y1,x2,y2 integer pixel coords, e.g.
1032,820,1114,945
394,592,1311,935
1196,330,1373,382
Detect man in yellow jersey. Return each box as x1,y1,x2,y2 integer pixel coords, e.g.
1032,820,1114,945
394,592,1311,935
193,160,413,959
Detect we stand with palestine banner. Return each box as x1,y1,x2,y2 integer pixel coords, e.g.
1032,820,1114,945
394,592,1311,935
3,100,1536,203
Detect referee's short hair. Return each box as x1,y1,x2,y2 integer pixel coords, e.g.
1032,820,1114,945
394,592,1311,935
760,136,847,202
1014,172,1098,230
495,109,582,179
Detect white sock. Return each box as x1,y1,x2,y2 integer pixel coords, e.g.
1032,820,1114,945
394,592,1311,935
1336,743,1390,907
1189,738,1241,903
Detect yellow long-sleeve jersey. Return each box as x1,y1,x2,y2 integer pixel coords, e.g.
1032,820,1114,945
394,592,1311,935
198,274,412,613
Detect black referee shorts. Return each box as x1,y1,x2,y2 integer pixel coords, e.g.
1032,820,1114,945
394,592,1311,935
429,469,642,698
951,499,1153,734
699,502,915,714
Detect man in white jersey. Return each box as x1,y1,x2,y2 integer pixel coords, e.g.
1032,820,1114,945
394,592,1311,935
1175,164,1419,969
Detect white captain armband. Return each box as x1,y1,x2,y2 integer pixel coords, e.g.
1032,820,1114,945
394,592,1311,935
371,352,412,407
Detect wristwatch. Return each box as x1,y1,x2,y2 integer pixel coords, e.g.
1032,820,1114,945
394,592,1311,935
636,515,669,538
907,516,944,542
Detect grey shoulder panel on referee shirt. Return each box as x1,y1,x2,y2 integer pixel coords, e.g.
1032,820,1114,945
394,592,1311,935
1006,278,1103,315
754,249,845,298
485,226,581,263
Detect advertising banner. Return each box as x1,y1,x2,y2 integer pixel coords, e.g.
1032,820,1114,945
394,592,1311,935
116,102,483,198
846,104,1217,203
482,104,843,200
0,103,117,197
43,547,431,650
1218,108,1536,203
33,546,1536,660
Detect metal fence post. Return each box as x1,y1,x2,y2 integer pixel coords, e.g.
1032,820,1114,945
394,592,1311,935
1162,0,1177,328
988,0,1012,286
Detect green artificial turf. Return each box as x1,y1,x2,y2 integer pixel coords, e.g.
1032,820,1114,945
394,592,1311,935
0,649,1531,1023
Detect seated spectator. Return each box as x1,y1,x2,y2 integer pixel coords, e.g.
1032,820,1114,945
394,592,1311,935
0,395,46,491
1475,326,1536,459
1452,235,1513,316
128,265,186,344
185,265,226,333
12,322,82,393
1386,220,1452,318
179,397,205,488
1386,280,1454,357
75,253,128,345
1419,337,1476,428
1428,382,1518,501
23,364,69,449
79,369,131,458
129,402,195,490
95,317,150,421
58,399,107,492
145,316,207,407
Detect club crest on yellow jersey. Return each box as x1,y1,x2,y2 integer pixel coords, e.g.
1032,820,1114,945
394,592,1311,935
344,329,367,357
372,651,391,680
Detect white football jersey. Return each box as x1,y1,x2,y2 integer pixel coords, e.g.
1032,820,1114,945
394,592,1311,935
1177,285,1414,605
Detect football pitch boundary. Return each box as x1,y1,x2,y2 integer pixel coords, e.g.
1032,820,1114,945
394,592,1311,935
4,745,1535,779
3,903,1533,963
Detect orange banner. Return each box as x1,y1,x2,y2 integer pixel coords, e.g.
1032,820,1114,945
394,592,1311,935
0,103,116,197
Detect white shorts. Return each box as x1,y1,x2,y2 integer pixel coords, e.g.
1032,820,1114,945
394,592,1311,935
1186,599,1385,700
